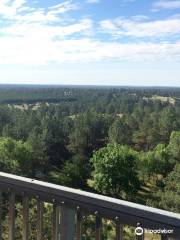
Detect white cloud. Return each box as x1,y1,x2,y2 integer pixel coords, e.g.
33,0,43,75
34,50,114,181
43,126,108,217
1,17,93,39
0,35,180,65
0,1,180,66
48,1,79,13
99,16,180,38
153,0,180,10
12,0,26,9
100,20,117,32
0,0,28,19
0,0,79,21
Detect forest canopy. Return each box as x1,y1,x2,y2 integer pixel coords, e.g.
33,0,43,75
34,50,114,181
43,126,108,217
0,85,180,214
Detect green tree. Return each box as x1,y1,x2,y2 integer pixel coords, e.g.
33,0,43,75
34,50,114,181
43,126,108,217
108,118,132,145
132,112,160,151
27,130,49,178
39,115,70,167
68,111,108,155
140,144,171,179
0,137,33,175
147,164,180,213
90,144,140,200
0,106,11,135
159,108,178,143
48,154,90,189
167,131,180,164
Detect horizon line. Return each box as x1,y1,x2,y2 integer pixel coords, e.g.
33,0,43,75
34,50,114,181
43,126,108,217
0,83,180,88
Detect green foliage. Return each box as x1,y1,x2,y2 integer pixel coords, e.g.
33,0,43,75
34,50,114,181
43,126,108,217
108,118,132,145
159,163,180,213
68,111,109,155
49,154,90,189
147,164,180,213
0,137,33,175
167,131,180,164
1,86,180,238
0,85,180,228
27,131,48,177
140,144,171,179
158,108,178,143
2,198,53,240
90,144,140,200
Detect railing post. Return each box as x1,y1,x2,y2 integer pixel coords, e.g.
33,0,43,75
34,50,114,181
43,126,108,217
135,223,144,240
37,198,44,240
0,191,2,240
52,203,60,240
76,207,82,240
95,212,102,240
9,192,15,240
136,233,144,240
161,234,168,240
22,196,29,240
60,204,76,240
115,217,123,240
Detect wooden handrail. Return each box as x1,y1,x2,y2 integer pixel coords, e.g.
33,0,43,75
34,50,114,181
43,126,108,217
0,172,179,239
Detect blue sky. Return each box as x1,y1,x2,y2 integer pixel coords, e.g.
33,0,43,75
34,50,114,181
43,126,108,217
0,0,180,86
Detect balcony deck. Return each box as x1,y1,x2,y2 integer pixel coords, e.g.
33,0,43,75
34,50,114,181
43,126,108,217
0,172,179,240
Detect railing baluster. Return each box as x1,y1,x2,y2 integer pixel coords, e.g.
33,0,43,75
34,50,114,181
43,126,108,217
0,191,2,240
9,192,15,240
76,207,82,240
60,204,76,239
60,205,68,239
52,204,60,240
37,199,44,240
95,212,102,240
136,223,144,240
161,235,168,240
115,217,123,240
0,173,179,240
22,196,29,240
136,233,144,240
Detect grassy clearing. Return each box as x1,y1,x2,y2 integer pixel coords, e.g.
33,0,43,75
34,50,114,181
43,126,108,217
143,95,175,105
